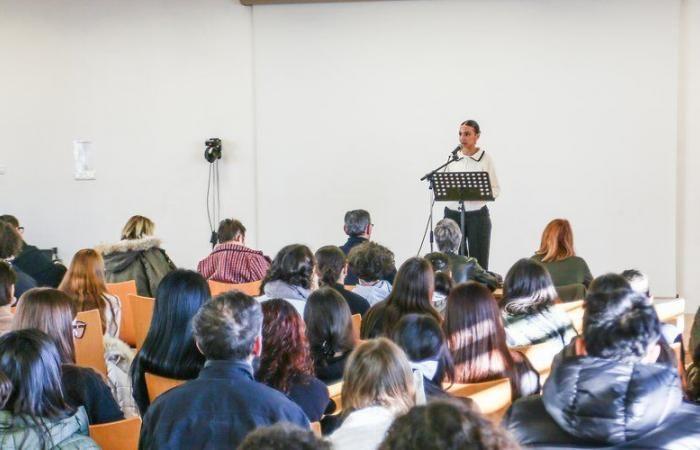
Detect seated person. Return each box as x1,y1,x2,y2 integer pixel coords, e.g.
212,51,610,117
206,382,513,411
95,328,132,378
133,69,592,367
505,288,700,449
340,210,395,285
432,219,498,290
0,220,36,297
197,218,270,284
686,342,700,404
531,218,593,301
0,214,66,287
424,252,454,314
0,261,15,335
139,291,308,449
258,244,315,317
239,423,331,450
315,245,369,316
347,242,395,306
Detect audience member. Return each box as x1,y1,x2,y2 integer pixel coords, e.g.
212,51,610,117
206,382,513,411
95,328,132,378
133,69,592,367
139,291,308,449
258,244,315,317
380,400,520,450
12,288,125,424
686,342,700,403
531,218,593,301
0,261,16,335
239,423,331,450
315,245,370,315
361,257,440,339
424,252,453,314
0,219,37,297
0,329,99,449
97,215,176,297
304,287,357,384
0,214,67,287
587,272,629,294
392,314,454,401
505,288,700,449
197,218,270,284
330,338,415,450
59,249,121,337
433,218,498,289
500,259,576,349
130,269,209,415
347,242,395,305
340,209,396,284
258,299,330,422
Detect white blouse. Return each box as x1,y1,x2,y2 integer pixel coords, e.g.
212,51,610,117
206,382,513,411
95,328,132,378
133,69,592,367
445,147,500,211
330,406,396,450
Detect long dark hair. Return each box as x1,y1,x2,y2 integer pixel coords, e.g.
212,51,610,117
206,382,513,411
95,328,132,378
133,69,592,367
501,258,558,314
393,314,454,384
0,260,17,307
261,244,315,290
130,269,209,414
314,246,346,287
382,258,440,334
0,329,76,449
257,299,314,393
304,287,356,366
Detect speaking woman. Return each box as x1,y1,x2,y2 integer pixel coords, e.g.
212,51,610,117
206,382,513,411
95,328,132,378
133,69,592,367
444,119,500,270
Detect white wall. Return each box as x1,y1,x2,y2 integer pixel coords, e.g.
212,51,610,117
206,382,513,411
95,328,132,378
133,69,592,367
0,0,690,300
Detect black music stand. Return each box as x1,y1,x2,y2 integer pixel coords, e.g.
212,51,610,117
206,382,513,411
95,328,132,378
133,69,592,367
430,171,494,256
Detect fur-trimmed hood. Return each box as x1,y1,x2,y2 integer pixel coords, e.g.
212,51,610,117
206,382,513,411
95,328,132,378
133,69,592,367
96,237,162,256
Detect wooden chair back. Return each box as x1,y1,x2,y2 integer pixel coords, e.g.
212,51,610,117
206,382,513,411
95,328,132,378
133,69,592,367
130,294,155,351
89,417,141,450
144,372,186,403
310,422,322,437
74,309,107,376
555,301,585,333
208,279,263,296
328,381,343,413
106,280,138,346
351,314,362,342
512,340,562,375
343,285,355,291
446,378,512,420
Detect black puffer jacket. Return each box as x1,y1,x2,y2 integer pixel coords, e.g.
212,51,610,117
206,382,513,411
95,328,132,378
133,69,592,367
505,355,700,449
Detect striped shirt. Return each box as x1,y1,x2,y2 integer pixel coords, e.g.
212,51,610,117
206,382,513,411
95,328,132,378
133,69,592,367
197,242,270,284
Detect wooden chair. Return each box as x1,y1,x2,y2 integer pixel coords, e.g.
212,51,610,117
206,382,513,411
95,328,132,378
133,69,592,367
208,279,263,296
74,309,107,376
310,422,322,437
555,301,585,334
89,417,141,450
328,381,343,413
654,297,686,330
130,294,155,351
144,372,186,403
344,285,355,291
106,280,137,347
351,314,362,342
446,378,512,420
512,340,562,375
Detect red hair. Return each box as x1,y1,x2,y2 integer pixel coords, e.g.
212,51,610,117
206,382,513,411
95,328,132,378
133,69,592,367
535,219,575,263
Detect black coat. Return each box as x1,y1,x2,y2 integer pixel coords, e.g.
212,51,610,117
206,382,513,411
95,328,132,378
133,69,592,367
14,242,66,288
285,375,330,422
139,360,309,450
331,283,370,316
11,262,37,298
62,365,124,425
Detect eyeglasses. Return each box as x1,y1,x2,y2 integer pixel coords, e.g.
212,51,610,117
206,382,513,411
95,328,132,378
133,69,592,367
72,320,87,339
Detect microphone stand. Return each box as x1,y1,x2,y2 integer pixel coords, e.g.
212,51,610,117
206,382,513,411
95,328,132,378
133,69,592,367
420,153,463,252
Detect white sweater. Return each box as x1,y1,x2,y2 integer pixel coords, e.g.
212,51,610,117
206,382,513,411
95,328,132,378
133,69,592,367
330,406,396,450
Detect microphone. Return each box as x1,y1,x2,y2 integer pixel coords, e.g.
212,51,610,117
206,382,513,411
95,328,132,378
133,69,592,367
451,145,461,157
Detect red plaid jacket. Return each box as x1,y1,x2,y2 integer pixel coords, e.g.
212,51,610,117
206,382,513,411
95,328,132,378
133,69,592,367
197,242,271,284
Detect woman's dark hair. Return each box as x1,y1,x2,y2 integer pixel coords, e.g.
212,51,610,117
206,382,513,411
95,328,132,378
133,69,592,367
382,258,441,335
0,220,22,259
130,269,209,414
257,299,314,393
501,258,558,314
0,329,76,449
424,252,450,273
589,273,630,295
347,242,395,282
434,272,454,297
262,244,315,290
393,314,454,384
0,260,17,307
304,287,355,366
314,246,346,287
379,400,520,450
460,119,481,135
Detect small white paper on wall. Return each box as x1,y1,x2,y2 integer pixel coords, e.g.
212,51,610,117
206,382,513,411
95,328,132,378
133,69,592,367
73,140,95,180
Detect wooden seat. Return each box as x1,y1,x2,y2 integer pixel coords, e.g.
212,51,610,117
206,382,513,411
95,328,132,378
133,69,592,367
130,294,155,351
310,421,322,437
106,280,137,346
445,378,512,420
351,314,362,342
328,381,343,413
89,417,141,450
144,372,186,403
208,279,263,296
74,309,107,376
555,301,585,333
343,285,355,291
512,340,562,375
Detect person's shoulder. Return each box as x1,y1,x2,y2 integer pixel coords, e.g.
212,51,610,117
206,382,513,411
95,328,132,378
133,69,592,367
62,364,102,385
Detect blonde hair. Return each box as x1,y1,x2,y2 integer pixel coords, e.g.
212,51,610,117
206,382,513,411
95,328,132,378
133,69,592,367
341,338,415,415
121,215,155,240
535,218,575,263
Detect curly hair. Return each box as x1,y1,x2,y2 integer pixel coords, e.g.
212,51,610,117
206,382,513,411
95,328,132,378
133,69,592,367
347,241,395,282
379,400,520,450
257,299,314,393
0,221,22,259
239,423,331,450
262,244,315,290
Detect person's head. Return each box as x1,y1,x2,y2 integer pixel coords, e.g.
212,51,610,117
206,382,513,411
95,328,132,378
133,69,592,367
239,423,331,450
314,245,347,286
136,269,210,379
393,314,454,383
0,261,17,307
424,252,451,273
120,215,155,240
501,258,558,314
459,120,481,150
383,257,440,332
263,244,315,290
0,215,20,230
343,209,372,238
0,220,22,259
583,288,661,363
379,400,520,450
433,219,462,254
341,338,415,415
193,291,263,361
304,287,355,364
535,218,576,263
621,269,650,298
347,242,395,283
588,273,630,295
13,288,76,364
217,218,246,244
257,299,313,393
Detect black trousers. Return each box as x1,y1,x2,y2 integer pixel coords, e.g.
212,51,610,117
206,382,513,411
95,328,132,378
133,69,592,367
444,206,492,270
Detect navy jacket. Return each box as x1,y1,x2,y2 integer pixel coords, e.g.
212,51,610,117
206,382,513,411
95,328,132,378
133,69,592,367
139,360,309,450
